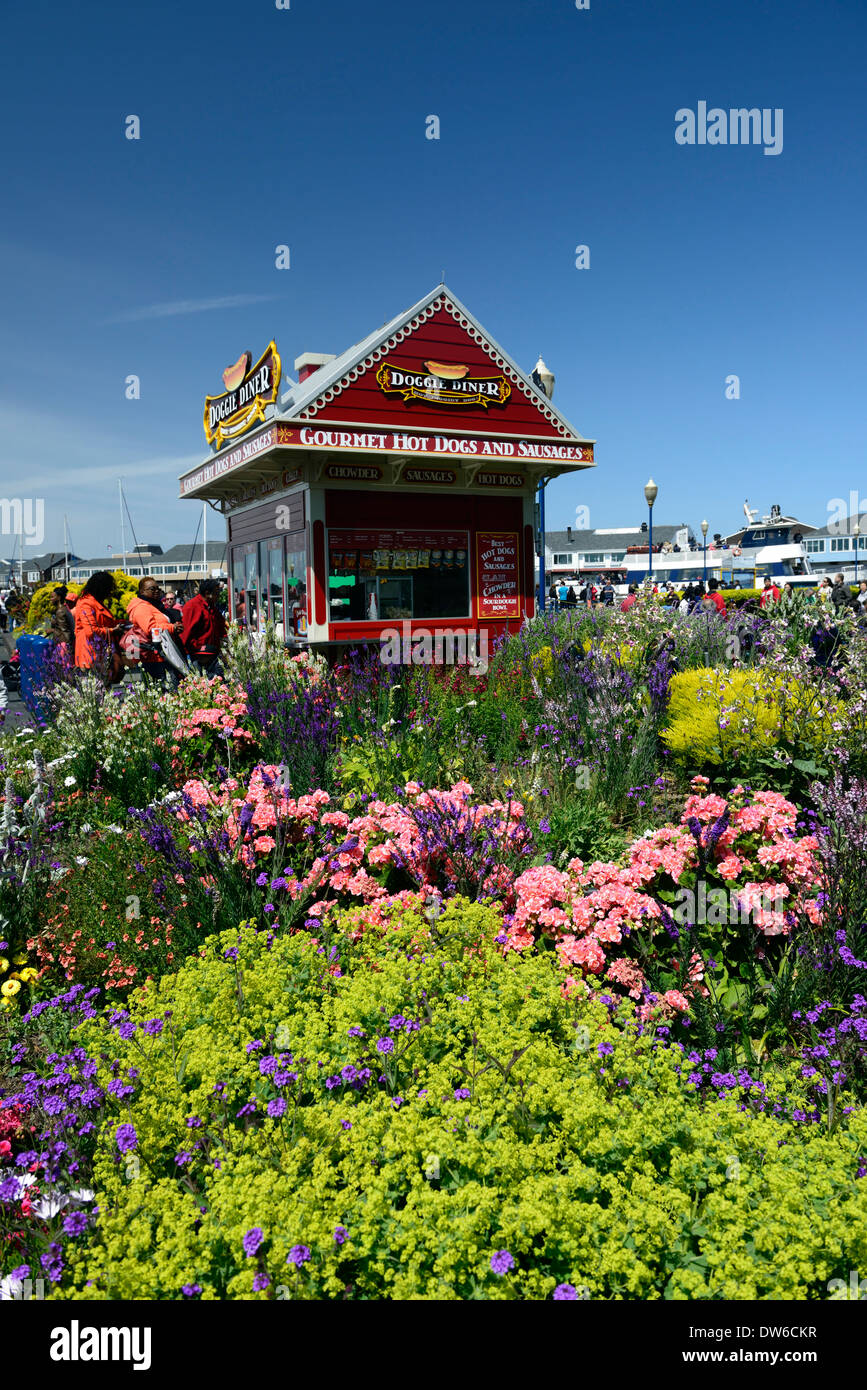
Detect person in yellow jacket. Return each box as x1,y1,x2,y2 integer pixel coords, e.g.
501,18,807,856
126,577,183,685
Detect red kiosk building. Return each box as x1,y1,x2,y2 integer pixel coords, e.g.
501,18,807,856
179,286,595,649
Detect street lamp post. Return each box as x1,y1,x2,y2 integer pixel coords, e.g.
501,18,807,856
644,478,658,584
855,523,861,585
701,519,709,587
531,357,556,614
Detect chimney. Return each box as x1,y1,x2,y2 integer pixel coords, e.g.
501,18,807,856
295,352,336,384
567,525,572,541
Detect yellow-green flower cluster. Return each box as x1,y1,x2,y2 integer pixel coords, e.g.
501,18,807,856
55,900,867,1301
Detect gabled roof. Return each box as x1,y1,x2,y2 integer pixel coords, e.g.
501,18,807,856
545,526,690,550
274,284,591,444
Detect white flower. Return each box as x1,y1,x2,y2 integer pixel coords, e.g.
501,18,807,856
0,1275,27,1301
31,1187,70,1220
74,856,88,867
63,775,77,787
69,1187,95,1203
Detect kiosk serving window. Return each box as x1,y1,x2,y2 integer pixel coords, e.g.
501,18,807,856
328,529,470,622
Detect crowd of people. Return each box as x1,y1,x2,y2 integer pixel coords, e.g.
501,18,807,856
35,574,228,687
547,572,867,618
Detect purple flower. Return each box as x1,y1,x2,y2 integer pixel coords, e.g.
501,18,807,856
348,1026,365,1038
256,872,269,887
553,1283,579,1300
597,1042,614,1056
63,1211,89,1236
243,1227,264,1257
246,1040,264,1053
490,1250,514,1276
252,1272,271,1292
142,1019,164,1036
224,947,239,962
185,1116,203,1129
376,1038,394,1055
267,1099,287,1119
334,1226,348,1245
454,1088,471,1101
340,1120,352,1130
388,1016,406,1030
10,1264,30,1281
175,1152,192,1166
115,1124,137,1153
182,1284,202,1297
287,1244,311,1267
259,1056,278,1075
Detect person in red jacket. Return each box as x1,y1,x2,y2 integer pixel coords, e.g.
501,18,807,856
704,579,727,616
182,579,227,674
760,577,781,607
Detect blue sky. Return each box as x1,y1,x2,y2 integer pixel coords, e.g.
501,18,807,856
2,0,866,560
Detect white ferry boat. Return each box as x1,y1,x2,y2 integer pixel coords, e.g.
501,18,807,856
623,505,816,589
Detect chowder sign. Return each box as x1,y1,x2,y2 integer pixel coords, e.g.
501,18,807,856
203,342,281,448
376,361,510,409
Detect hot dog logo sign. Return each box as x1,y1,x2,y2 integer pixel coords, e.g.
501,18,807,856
203,342,282,448
376,360,511,409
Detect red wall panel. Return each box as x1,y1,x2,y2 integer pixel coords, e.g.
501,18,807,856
304,305,568,440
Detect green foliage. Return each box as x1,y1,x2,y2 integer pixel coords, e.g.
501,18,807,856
54,901,867,1301
719,588,762,607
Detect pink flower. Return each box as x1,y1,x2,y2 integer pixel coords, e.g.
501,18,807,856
662,989,691,1014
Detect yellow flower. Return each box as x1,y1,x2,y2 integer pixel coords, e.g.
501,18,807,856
1,979,21,997
0,958,8,974
12,953,27,965
18,967,38,984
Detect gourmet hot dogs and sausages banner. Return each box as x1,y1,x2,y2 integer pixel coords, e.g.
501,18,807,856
181,421,593,495
476,532,521,619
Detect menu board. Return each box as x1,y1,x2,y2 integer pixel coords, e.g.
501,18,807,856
329,529,468,572
476,532,521,618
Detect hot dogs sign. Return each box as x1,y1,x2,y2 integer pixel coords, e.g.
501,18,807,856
377,360,511,409
476,532,521,619
203,342,282,447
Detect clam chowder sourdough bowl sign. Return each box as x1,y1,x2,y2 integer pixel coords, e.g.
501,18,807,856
477,532,521,619
203,342,281,448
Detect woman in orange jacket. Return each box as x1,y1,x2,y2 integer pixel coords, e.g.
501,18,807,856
73,572,121,676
